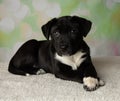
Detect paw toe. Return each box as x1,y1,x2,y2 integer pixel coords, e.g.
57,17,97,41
83,84,99,91
99,79,105,86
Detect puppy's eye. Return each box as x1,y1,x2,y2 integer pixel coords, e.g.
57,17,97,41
71,30,74,33
70,29,78,38
54,32,60,37
71,29,78,33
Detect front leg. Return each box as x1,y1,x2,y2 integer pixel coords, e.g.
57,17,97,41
82,57,105,91
54,62,83,83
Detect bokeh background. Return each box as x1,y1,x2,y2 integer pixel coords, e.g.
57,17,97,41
0,0,120,62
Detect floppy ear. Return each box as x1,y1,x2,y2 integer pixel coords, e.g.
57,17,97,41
41,18,57,40
72,16,92,37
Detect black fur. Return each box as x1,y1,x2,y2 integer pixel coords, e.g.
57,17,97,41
8,16,101,91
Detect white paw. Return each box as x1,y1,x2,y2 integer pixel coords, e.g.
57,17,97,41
36,69,46,75
83,77,104,91
25,73,30,76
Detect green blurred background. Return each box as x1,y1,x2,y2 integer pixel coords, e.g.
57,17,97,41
0,0,120,62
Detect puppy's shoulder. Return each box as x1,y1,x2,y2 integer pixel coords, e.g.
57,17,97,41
25,39,38,43
80,41,90,53
21,39,39,47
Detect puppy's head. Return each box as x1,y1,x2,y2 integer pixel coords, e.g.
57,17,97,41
42,16,92,56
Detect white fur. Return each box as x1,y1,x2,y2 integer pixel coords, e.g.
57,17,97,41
83,77,105,90
36,69,46,75
55,51,86,70
99,79,105,86
25,73,30,76
83,77,98,89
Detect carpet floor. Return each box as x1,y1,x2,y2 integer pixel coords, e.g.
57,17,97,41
0,57,120,101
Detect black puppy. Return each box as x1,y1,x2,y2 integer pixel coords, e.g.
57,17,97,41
8,16,104,91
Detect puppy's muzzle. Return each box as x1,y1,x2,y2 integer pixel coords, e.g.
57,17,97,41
60,44,68,50
59,43,72,55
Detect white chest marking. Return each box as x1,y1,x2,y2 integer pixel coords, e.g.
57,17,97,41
55,51,86,70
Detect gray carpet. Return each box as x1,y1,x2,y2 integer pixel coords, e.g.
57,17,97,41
0,57,120,101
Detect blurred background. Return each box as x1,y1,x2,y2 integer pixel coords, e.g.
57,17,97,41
0,0,120,62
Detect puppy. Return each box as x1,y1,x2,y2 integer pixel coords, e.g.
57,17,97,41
8,16,104,91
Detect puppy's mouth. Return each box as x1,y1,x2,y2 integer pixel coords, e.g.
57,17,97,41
57,48,73,56
55,43,76,56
